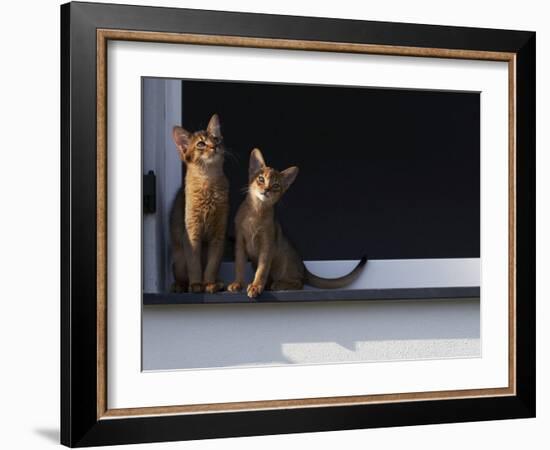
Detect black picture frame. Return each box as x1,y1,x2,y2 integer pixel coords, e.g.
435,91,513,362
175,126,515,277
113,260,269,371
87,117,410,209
61,1,535,447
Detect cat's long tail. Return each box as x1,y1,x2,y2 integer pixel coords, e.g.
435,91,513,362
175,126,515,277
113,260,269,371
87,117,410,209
304,256,367,289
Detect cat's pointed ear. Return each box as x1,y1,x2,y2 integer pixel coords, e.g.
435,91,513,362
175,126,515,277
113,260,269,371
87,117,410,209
249,148,266,179
207,114,222,139
281,166,299,190
172,126,191,160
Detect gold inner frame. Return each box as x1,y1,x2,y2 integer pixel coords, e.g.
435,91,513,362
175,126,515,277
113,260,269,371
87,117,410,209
96,29,517,420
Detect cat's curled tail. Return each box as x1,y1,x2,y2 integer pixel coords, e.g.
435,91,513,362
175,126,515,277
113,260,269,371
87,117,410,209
304,256,367,289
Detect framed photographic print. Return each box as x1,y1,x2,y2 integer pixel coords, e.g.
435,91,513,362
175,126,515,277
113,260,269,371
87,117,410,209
61,1,536,447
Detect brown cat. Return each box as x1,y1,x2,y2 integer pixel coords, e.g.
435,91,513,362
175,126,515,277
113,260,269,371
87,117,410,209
169,114,229,293
228,148,367,298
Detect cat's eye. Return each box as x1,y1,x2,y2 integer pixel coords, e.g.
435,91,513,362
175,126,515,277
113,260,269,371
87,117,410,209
258,176,265,183
196,141,206,149
272,183,280,190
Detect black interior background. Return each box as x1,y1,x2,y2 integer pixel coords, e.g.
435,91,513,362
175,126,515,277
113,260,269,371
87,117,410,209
177,79,480,261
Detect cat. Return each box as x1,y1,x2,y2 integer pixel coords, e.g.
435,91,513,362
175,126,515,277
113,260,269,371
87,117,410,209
169,114,229,294
228,148,367,298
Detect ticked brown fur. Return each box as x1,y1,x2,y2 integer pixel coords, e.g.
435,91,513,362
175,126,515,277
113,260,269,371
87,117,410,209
228,149,367,298
170,114,229,293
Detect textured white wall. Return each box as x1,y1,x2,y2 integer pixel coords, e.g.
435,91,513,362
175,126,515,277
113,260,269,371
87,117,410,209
143,298,480,370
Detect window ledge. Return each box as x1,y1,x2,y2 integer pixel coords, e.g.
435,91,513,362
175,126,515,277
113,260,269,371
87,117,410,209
143,286,480,305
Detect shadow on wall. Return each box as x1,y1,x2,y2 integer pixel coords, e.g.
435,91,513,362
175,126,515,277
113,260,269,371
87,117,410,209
142,299,480,370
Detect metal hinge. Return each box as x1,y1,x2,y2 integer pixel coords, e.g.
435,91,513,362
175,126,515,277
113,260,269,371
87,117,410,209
143,170,156,214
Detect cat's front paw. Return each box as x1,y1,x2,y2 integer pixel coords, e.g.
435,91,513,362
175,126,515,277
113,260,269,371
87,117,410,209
227,282,243,292
246,283,263,299
204,281,224,294
188,282,204,293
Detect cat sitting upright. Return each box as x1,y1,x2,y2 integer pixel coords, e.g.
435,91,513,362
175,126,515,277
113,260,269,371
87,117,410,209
228,148,367,299
170,114,229,294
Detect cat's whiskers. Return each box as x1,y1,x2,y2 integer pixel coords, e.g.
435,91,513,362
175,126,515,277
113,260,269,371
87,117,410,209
254,190,266,202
